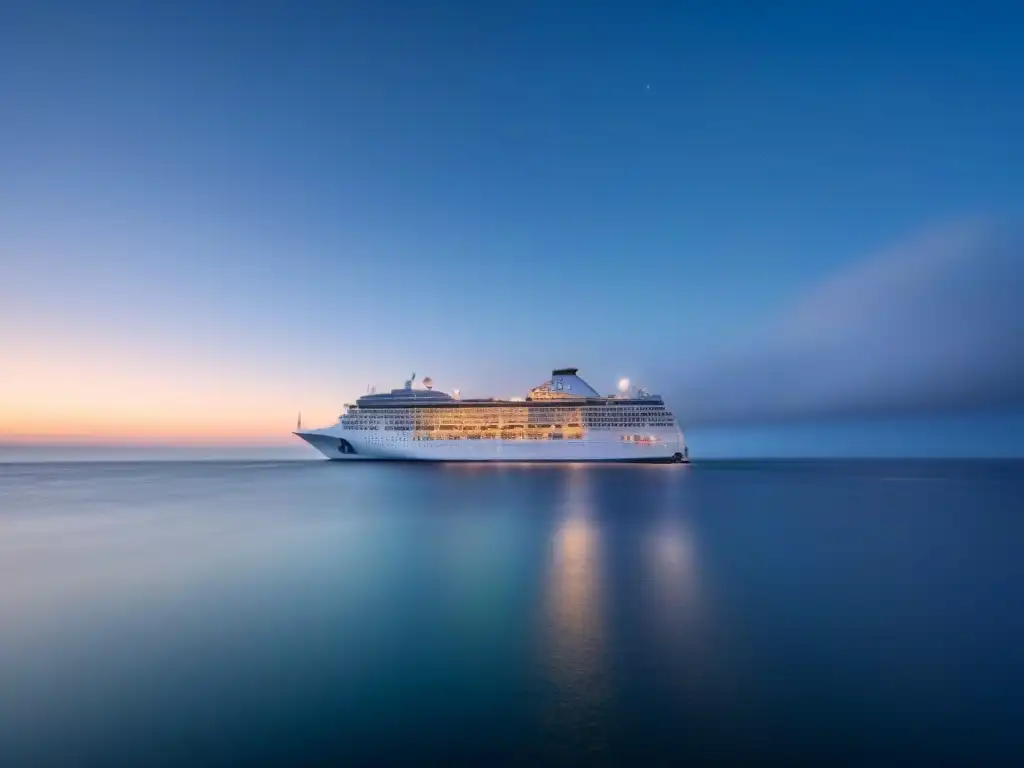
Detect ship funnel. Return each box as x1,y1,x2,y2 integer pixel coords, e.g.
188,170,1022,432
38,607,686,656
549,368,600,397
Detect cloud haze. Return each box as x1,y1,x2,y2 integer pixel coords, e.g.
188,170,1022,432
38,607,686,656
672,219,1024,426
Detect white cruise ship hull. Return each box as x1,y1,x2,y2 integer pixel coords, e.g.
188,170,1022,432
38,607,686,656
295,428,687,463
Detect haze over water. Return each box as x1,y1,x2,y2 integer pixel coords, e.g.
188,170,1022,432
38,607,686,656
2,459,1022,765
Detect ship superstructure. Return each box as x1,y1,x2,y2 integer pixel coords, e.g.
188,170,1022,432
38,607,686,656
295,369,688,463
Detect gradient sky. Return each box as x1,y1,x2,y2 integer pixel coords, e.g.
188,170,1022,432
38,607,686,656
2,1,1022,454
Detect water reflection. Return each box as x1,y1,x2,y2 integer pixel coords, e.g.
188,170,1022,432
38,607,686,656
548,518,601,671
649,517,700,624
542,466,608,754
645,482,724,698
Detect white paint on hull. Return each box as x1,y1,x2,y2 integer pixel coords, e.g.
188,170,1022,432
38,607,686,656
295,427,687,462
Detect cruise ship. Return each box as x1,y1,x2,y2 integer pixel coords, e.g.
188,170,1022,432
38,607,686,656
295,368,689,463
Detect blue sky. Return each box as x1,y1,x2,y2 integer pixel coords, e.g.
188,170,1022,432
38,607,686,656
1,0,1022,455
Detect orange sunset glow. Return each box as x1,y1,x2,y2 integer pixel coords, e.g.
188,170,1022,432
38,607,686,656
1,346,347,445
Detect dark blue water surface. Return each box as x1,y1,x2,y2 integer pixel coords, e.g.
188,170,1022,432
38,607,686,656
1,460,1022,765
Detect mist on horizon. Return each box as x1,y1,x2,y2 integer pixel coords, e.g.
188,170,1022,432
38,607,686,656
665,219,1024,428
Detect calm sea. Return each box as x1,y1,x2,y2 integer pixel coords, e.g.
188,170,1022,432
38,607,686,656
1,460,1022,765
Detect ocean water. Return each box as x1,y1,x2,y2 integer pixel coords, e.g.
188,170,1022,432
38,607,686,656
1,460,1022,765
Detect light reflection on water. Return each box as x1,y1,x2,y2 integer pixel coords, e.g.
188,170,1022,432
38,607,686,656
542,466,607,754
